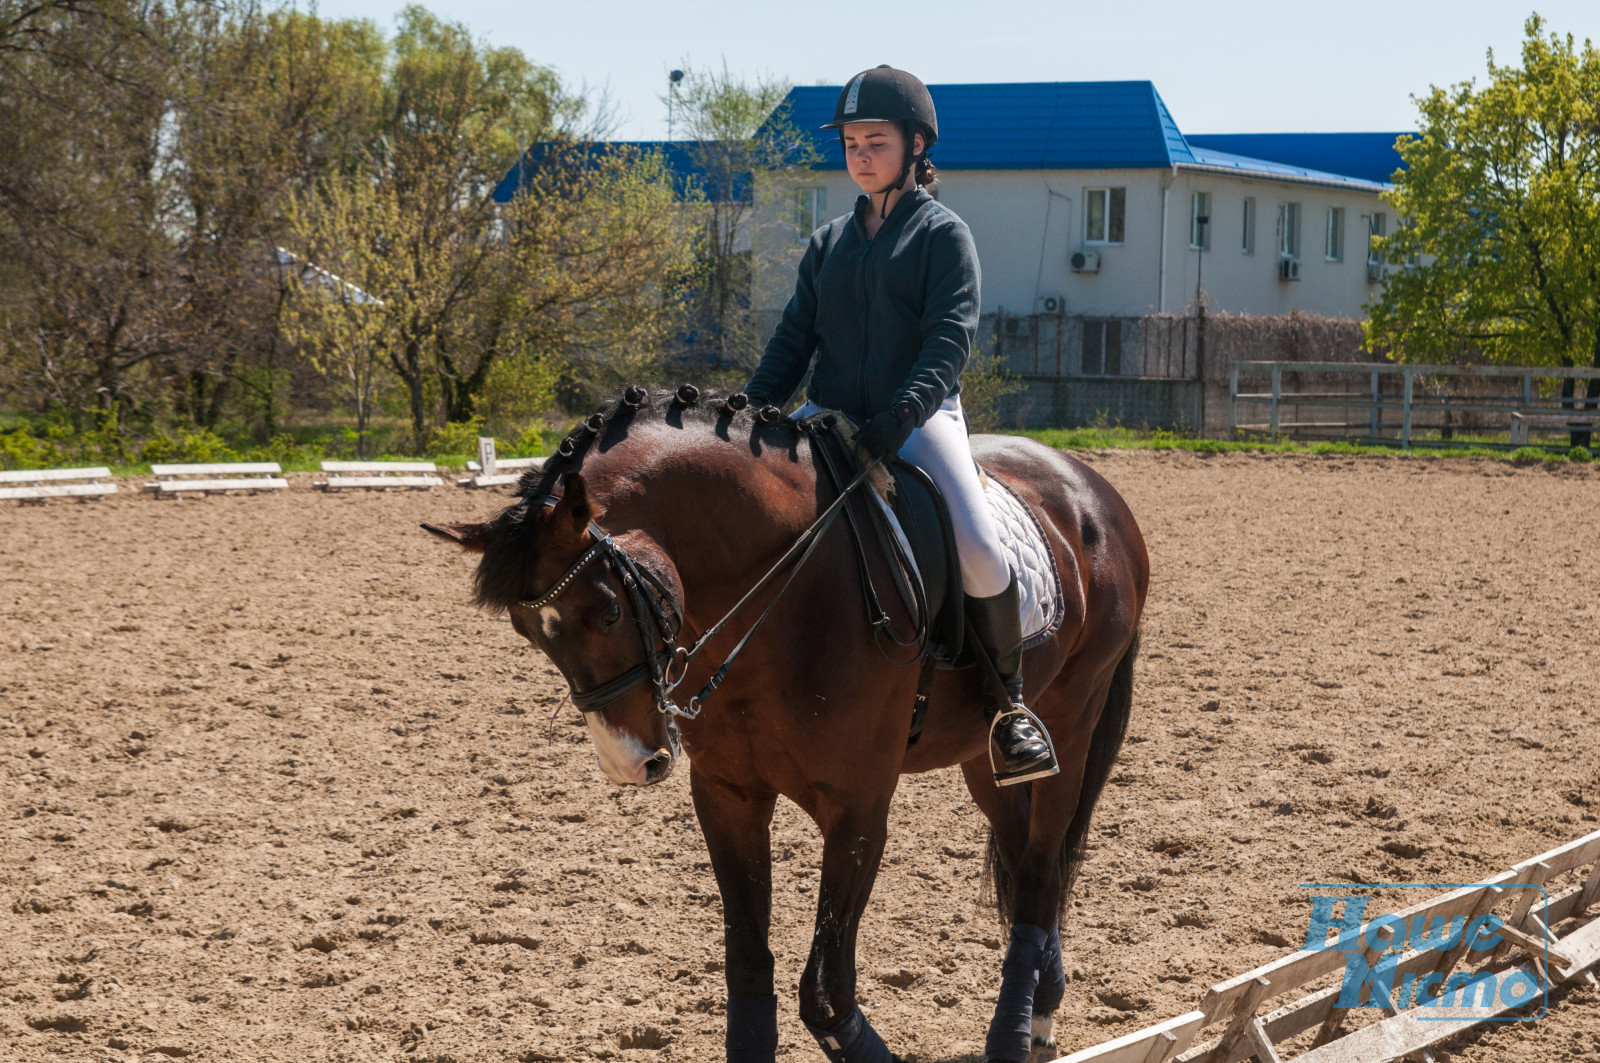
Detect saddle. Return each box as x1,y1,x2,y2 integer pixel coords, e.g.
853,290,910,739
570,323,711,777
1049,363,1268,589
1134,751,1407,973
802,414,1065,747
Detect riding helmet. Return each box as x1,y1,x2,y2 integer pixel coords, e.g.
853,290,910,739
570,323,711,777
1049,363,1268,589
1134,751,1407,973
821,65,938,149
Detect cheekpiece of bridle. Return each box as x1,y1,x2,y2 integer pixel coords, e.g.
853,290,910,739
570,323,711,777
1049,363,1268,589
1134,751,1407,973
517,496,696,719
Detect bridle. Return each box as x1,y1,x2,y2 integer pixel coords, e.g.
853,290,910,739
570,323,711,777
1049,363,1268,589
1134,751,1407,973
517,455,883,722
518,497,688,718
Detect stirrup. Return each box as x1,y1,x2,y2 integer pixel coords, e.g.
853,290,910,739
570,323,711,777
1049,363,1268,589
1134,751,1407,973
987,703,1060,788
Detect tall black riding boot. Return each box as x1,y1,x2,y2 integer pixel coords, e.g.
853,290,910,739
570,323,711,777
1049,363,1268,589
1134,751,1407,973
966,572,1059,787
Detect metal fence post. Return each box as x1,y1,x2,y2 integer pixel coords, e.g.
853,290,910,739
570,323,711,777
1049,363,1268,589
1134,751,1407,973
1401,368,1414,449
1229,363,1238,437
1270,364,1282,437
1370,370,1380,439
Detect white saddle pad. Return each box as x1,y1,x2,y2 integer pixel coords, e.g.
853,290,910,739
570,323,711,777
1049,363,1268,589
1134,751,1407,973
870,471,1062,644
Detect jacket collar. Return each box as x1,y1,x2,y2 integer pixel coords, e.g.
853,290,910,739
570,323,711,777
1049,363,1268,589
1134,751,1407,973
851,186,931,238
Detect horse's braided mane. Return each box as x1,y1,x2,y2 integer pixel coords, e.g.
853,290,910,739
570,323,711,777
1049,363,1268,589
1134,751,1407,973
471,385,792,612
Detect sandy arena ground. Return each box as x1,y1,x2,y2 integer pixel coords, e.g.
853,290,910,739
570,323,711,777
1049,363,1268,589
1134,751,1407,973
2,451,1598,1063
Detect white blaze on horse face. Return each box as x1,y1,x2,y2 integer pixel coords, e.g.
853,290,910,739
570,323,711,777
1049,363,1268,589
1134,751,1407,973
584,713,656,785
537,605,562,641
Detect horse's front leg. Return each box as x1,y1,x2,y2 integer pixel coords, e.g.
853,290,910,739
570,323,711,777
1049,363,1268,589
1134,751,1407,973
692,767,779,1063
798,797,898,1063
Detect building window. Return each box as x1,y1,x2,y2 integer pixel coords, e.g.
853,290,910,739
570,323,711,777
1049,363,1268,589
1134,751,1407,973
1278,202,1301,259
1189,192,1211,251
1084,187,1125,244
1242,197,1255,255
1399,219,1421,267
1367,212,1386,265
1325,207,1344,262
794,187,826,240
1082,319,1122,376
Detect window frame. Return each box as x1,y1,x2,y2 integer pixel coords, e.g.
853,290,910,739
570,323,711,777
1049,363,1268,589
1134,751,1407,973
1189,191,1211,251
1278,202,1301,259
793,187,826,242
1242,197,1255,255
1325,206,1344,262
1367,211,1387,266
1084,187,1126,246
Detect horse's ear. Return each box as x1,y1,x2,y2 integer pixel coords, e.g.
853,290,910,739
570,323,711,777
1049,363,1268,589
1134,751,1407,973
551,472,604,545
421,521,494,553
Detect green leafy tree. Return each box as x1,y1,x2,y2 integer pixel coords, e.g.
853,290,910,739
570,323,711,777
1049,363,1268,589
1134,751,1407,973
490,142,699,404
668,60,817,369
1365,15,1600,441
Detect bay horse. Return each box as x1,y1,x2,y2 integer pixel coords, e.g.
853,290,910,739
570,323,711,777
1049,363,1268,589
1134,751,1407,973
424,387,1148,1063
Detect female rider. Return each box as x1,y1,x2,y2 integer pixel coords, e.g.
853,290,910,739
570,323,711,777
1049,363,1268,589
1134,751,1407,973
740,65,1055,789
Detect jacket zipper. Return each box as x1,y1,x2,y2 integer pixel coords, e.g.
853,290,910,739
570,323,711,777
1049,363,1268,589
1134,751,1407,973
857,234,872,415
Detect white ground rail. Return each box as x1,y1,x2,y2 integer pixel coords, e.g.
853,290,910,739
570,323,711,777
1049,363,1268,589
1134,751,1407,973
0,466,118,502
458,437,543,488
142,462,289,496
314,460,444,491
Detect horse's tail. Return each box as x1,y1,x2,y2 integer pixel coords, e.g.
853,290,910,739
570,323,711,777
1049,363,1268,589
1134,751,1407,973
985,630,1139,924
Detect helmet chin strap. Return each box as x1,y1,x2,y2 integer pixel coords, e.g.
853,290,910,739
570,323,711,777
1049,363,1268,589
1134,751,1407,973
876,144,920,220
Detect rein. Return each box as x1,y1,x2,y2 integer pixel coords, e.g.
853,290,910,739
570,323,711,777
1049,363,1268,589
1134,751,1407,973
518,456,882,720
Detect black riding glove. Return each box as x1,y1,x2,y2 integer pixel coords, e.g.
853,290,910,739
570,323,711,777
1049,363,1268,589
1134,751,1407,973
857,402,918,460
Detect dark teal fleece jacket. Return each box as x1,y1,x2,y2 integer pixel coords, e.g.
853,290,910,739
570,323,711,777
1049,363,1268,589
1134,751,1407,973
744,186,981,425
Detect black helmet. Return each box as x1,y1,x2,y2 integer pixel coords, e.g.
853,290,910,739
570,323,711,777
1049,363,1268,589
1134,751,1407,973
821,65,938,149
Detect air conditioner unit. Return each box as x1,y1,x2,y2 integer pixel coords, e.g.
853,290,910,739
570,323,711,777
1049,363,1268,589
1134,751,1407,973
1279,258,1302,281
1037,294,1066,316
1003,315,1033,337
1366,263,1386,284
1070,250,1101,273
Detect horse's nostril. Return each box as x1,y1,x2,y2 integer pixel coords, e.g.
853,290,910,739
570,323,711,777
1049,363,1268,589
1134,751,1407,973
644,752,673,784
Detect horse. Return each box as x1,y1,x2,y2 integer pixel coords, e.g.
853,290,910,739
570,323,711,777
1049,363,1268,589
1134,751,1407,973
423,386,1149,1063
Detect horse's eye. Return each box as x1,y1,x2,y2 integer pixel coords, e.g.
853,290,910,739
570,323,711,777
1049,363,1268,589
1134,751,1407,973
600,600,622,631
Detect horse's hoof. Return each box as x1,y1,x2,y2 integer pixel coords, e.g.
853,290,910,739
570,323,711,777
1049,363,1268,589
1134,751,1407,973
1024,1036,1057,1063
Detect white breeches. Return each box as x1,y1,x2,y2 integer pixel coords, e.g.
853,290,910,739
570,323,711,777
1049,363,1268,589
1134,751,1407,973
793,396,1012,597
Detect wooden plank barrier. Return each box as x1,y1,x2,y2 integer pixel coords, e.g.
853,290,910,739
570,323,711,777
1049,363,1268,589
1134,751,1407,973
142,462,289,496
458,436,543,488
1054,827,1600,1063
314,460,443,491
0,466,117,502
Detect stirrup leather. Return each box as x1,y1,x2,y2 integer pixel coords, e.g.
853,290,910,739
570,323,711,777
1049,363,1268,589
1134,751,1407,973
987,703,1060,787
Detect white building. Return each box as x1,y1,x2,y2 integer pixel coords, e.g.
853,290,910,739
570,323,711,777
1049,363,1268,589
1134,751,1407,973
754,82,1410,324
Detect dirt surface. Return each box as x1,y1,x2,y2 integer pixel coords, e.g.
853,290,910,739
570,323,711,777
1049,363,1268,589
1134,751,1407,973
2,453,1598,1063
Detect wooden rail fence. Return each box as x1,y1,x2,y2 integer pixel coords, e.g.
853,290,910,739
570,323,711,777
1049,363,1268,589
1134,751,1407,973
1055,826,1600,1063
1229,362,1600,449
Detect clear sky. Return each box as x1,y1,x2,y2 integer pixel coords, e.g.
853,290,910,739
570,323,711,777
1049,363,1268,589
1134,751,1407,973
311,1,1595,140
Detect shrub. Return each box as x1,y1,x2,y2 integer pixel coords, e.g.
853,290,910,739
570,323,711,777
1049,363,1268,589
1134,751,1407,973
0,427,61,470
1569,445,1592,463
430,416,487,458
505,425,547,458
136,429,240,464
1509,446,1546,464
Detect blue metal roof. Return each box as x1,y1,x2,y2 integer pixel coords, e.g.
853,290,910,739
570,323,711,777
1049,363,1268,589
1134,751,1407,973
1184,145,1390,192
493,84,1408,200
1183,133,1413,186
781,81,1197,170
491,141,750,204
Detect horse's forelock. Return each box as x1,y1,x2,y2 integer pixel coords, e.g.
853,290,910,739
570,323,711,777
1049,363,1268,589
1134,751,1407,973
471,500,538,613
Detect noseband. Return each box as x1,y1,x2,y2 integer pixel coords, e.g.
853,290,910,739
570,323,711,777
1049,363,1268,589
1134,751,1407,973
518,496,692,718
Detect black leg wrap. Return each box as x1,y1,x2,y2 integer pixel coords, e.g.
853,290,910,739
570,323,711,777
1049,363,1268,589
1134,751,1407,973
805,1005,895,1063
1032,924,1066,1018
984,923,1050,1063
726,994,779,1063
